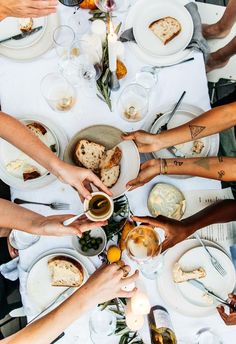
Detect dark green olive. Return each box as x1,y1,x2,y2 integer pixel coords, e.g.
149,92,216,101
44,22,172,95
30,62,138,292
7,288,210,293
81,245,88,252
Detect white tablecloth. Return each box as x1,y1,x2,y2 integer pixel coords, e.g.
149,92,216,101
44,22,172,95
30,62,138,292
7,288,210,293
1,1,234,343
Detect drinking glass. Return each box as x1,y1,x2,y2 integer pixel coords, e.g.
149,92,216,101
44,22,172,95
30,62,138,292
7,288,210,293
125,225,163,279
53,25,76,59
195,328,223,344
41,73,76,112
9,230,40,250
118,84,149,122
135,67,158,94
59,0,84,6
89,308,116,344
94,0,130,13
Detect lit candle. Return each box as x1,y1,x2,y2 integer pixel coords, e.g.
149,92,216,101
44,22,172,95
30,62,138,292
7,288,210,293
131,289,151,315
108,20,117,72
91,19,107,44
125,299,144,331
116,41,125,60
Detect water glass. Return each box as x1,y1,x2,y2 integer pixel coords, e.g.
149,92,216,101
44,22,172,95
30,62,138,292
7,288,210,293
95,0,130,13
53,25,76,59
118,84,149,122
195,328,223,344
136,67,158,94
9,230,40,250
41,73,76,112
59,0,84,6
125,225,163,279
89,308,116,344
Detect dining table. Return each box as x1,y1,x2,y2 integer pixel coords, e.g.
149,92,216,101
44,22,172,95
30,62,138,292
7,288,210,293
0,0,235,343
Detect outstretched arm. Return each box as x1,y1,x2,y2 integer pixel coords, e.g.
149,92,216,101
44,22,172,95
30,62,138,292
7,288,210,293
132,199,236,251
1,265,139,344
127,157,236,189
0,112,111,199
123,102,236,153
0,199,107,237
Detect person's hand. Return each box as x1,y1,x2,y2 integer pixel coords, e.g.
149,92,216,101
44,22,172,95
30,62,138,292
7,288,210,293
55,162,112,200
82,264,139,306
132,215,190,252
122,130,160,153
7,233,18,259
0,0,57,20
217,294,236,325
127,159,160,190
33,214,107,237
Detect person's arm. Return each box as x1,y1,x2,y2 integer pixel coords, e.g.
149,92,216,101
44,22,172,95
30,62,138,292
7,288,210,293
0,0,57,21
0,199,107,236
1,264,139,344
0,112,111,200
127,157,236,189
132,199,236,251
122,102,236,153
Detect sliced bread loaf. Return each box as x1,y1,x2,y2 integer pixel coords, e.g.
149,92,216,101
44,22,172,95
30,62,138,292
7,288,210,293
74,139,106,172
149,16,181,45
101,165,120,188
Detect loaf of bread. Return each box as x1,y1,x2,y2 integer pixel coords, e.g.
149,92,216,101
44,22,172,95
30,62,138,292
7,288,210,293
74,139,105,173
101,165,120,188
100,147,122,170
173,263,206,283
48,256,84,288
19,18,34,32
149,16,181,45
27,122,47,137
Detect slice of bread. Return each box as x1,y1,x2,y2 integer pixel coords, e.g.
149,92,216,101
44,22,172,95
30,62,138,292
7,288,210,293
149,16,181,45
27,122,47,137
100,146,122,170
48,256,84,288
23,164,41,181
173,263,206,283
101,165,120,188
19,18,34,32
74,139,106,173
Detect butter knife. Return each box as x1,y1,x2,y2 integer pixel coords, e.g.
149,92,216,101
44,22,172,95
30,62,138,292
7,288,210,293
188,279,236,310
167,145,185,158
28,287,74,324
0,26,43,44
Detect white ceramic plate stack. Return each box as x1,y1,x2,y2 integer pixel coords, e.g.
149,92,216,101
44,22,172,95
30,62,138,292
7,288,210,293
0,14,59,60
157,239,236,317
0,116,68,189
125,0,194,66
27,248,95,312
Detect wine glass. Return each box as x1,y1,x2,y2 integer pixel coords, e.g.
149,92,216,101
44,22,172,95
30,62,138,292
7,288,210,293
117,84,149,122
125,225,163,279
94,0,130,13
41,73,76,112
135,67,158,94
195,328,223,344
9,230,40,250
89,308,116,344
59,0,84,6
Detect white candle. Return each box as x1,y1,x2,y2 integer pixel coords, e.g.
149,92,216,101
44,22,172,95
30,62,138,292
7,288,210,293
108,21,117,72
125,299,144,331
131,289,151,315
116,41,125,60
91,19,107,44
81,33,102,64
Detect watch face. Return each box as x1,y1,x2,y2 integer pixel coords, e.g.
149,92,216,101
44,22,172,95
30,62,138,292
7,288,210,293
59,0,84,6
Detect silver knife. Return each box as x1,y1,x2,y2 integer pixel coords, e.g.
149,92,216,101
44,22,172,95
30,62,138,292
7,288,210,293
188,279,236,310
28,287,75,324
156,91,186,134
0,26,43,44
167,146,185,158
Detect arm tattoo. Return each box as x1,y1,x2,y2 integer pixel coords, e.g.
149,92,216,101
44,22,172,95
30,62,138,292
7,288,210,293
218,170,225,179
193,158,210,170
189,124,206,139
218,156,224,163
174,160,183,166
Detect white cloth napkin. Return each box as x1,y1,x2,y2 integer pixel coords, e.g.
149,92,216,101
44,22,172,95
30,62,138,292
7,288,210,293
0,257,19,281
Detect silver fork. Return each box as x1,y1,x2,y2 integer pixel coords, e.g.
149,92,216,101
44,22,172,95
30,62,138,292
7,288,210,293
14,198,70,210
194,233,227,276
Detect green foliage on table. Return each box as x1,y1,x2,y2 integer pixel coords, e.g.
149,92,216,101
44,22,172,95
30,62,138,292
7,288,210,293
100,298,145,344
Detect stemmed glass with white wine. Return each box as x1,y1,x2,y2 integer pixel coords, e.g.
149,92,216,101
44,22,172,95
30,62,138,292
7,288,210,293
125,224,163,279
94,0,130,13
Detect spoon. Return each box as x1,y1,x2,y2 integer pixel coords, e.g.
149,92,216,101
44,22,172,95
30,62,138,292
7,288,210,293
63,199,108,226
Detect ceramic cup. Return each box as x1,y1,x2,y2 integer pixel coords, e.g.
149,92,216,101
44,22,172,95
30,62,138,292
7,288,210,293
83,191,114,222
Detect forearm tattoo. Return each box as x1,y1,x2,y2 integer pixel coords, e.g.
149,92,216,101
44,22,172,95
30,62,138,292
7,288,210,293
218,170,225,179
174,160,183,166
193,158,210,170
218,156,224,163
189,124,206,139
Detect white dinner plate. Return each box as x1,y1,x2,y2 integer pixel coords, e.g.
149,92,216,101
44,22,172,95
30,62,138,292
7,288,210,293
63,125,140,199
0,115,68,190
0,13,59,60
133,0,193,57
27,248,95,312
177,246,236,309
150,107,211,159
157,239,230,317
0,17,47,49
125,0,193,66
